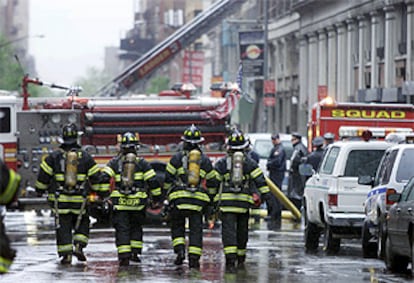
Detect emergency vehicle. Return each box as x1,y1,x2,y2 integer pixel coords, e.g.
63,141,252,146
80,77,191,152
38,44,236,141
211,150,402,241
307,97,414,150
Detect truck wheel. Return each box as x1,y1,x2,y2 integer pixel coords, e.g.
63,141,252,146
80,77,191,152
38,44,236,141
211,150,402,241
377,219,386,259
385,235,408,273
362,220,377,258
304,213,320,254
324,224,340,255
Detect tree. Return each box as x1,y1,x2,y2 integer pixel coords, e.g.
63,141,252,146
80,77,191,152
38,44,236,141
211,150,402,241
146,76,170,94
74,67,111,96
0,35,23,91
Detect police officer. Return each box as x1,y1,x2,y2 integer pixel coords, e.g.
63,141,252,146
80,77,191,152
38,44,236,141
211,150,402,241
287,132,309,210
214,129,272,273
101,132,162,267
35,123,105,265
305,136,324,171
163,125,217,269
0,159,21,274
323,132,335,148
266,133,286,229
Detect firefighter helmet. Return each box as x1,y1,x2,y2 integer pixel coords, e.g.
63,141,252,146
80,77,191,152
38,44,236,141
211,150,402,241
226,129,249,150
181,125,205,144
62,123,78,144
120,132,139,150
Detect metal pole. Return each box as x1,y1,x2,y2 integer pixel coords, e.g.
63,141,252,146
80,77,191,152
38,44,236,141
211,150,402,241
263,0,269,132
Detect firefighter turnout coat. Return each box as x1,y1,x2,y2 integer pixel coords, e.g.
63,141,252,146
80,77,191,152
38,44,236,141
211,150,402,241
0,159,21,273
101,154,161,260
35,145,104,257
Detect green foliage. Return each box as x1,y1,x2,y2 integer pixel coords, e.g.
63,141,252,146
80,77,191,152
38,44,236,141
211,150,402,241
0,36,23,91
146,76,170,94
74,67,111,96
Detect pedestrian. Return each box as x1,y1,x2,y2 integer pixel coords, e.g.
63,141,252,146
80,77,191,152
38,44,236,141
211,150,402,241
101,132,162,266
0,159,21,274
305,136,324,171
213,128,272,273
163,125,217,269
287,132,308,210
266,133,286,229
35,123,106,265
246,137,260,164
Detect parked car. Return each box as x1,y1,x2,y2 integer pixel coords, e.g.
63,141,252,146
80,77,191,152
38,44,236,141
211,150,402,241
303,141,390,254
384,176,414,274
359,143,414,258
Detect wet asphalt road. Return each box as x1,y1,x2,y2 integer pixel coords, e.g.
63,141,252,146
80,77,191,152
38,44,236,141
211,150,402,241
1,211,413,283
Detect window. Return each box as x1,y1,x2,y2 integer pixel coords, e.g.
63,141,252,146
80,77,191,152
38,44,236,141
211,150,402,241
396,148,414,182
374,150,397,186
405,177,414,201
344,149,385,177
0,107,11,133
320,147,339,175
253,139,273,159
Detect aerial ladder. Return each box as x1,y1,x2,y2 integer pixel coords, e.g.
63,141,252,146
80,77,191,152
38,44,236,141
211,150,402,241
98,0,246,97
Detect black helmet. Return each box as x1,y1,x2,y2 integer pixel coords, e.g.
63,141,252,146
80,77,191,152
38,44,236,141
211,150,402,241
120,132,139,150
181,125,205,144
227,129,249,150
62,123,78,144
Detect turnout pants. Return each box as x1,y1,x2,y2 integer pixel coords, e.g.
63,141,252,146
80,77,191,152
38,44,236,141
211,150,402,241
0,218,15,273
56,212,90,257
170,209,203,260
112,210,145,260
220,212,249,263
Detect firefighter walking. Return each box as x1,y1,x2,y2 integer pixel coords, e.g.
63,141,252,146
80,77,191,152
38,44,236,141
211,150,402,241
213,128,272,273
0,159,21,274
101,132,162,266
35,123,105,264
163,125,217,269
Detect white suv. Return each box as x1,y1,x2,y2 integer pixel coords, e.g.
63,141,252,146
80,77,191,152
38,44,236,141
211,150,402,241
303,141,390,254
360,143,414,258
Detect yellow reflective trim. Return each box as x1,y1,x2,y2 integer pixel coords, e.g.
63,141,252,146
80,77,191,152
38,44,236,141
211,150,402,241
130,240,143,249
173,237,185,247
58,244,73,252
58,194,85,202
199,169,206,178
220,207,248,213
134,172,144,180
237,249,246,256
259,186,270,194
40,161,53,176
176,204,202,211
115,175,121,182
0,256,12,273
1,169,20,204
73,233,88,244
110,191,147,198
224,246,237,254
143,169,156,180
103,166,115,177
151,187,161,196
177,167,186,175
169,190,210,202
166,163,176,175
88,164,100,176
206,170,216,179
114,205,145,211
250,167,262,179
214,193,253,203
118,245,131,254
189,246,202,255
55,174,64,181
35,180,48,190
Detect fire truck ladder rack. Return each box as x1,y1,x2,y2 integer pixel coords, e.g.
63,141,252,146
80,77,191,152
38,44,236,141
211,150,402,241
97,0,246,97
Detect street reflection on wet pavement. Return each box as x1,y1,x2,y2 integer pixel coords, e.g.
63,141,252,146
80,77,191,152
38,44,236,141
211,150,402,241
2,211,414,282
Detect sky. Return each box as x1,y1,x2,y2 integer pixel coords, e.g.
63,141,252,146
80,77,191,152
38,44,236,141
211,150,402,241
29,0,134,86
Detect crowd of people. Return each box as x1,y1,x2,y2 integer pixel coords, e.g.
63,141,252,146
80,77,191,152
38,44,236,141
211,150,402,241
2,121,334,274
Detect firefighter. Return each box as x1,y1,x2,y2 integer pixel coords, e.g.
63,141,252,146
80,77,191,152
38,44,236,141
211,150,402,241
0,159,21,274
163,125,217,269
213,128,272,273
35,123,105,265
101,132,162,267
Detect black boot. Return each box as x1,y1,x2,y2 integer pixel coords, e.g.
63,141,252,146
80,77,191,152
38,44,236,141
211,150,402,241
225,257,236,273
73,244,86,262
119,258,130,266
131,253,141,263
60,254,72,265
237,255,246,268
174,249,185,265
188,255,200,269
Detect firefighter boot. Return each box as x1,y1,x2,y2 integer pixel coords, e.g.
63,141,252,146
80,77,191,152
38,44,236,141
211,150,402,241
237,255,246,268
60,254,72,265
225,256,237,273
73,244,86,262
174,249,185,265
119,257,130,267
188,254,200,269
131,253,141,263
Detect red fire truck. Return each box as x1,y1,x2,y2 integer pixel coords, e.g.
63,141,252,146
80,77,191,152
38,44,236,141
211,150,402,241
307,97,414,150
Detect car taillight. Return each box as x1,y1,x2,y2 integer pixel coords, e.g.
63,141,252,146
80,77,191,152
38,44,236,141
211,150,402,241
386,188,397,206
328,194,338,206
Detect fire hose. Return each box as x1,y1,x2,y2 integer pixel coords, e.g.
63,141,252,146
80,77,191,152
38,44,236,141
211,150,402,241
265,177,301,220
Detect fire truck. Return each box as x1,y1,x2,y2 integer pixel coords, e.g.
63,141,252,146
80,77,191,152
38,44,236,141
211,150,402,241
307,97,414,150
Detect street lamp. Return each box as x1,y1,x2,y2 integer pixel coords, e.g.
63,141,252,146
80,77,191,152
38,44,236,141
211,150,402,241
0,34,45,49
